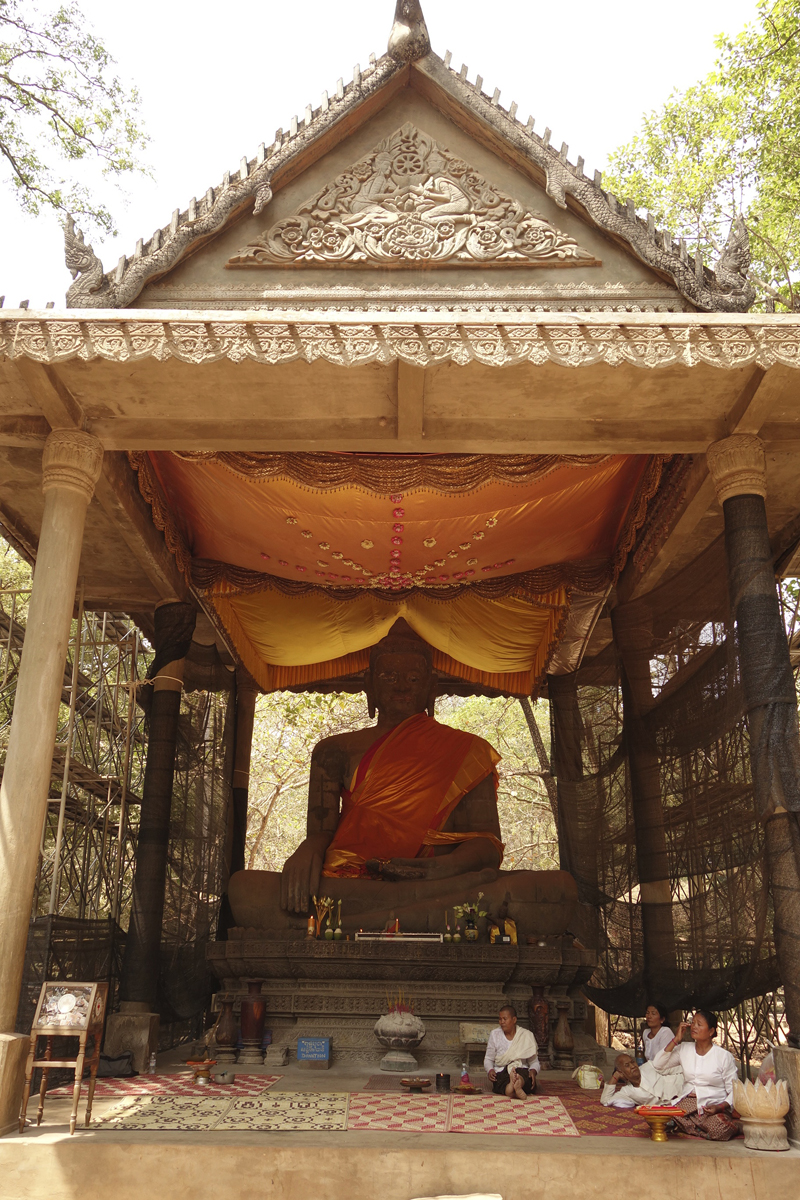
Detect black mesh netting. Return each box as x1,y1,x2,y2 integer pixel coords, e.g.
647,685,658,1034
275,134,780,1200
550,537,786,1017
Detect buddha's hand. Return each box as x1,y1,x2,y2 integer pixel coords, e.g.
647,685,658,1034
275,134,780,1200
280,834,329,913
366,858,431,881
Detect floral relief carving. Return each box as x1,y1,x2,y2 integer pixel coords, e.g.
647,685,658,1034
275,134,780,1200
3,316,800,372
228,124,600,270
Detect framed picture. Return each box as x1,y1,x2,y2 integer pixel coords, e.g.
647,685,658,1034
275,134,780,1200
31,982,108,1033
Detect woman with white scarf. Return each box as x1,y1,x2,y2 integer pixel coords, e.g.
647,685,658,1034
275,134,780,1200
484,1005,540,1099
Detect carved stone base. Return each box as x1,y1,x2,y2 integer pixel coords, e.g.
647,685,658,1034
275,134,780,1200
237,1046,264,1065
214,1047,237,1065
741,1116,790,1151
380,1049,419,1073
264,1046,289,1068
207,937,602,1070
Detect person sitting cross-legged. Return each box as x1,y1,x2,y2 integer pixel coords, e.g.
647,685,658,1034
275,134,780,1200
653,1009,741,1141
601,1053,683,1110
484,1004,540,1100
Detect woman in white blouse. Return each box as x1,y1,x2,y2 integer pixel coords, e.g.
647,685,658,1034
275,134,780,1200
641,1003,674,1063
653,1009,741,1140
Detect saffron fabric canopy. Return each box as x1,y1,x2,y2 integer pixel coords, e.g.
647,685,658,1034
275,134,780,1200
135,451,663,693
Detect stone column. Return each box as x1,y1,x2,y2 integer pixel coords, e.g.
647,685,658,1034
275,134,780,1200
230,670,259,876
0,431,102,1124
120,601,196,1009
707,434,800,1045
0,431,103,1033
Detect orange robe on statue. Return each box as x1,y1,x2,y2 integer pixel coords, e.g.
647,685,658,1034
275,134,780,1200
322,713,504,878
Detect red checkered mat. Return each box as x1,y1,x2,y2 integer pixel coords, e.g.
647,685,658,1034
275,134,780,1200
47,1073,282,1098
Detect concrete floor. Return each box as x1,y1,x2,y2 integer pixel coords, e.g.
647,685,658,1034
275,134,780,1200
2,1053,797,1200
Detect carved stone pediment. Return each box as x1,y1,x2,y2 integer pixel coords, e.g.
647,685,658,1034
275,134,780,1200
227,124,601,270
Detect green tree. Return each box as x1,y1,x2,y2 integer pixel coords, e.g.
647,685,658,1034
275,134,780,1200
0,0,147,233
604,0,800,310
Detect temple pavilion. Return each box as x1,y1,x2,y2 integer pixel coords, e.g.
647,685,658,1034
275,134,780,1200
1,0,799,1172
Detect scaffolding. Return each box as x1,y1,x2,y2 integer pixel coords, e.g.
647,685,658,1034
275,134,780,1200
1,570,233,1041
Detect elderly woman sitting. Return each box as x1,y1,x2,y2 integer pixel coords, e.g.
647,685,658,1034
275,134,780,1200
641,1002,674,1063
484,1005,540,1100
653,1009,741,1140
601,1053,683,1109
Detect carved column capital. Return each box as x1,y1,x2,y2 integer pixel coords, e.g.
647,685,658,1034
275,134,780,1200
41,429,104,502
706,434,767,504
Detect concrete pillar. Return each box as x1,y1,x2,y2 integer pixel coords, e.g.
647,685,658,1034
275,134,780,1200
231,670,259,876
707,433,800,1045
119,601,196,1009
0,431,103,1034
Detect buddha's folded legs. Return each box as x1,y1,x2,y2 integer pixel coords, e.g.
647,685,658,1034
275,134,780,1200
228,868,578,938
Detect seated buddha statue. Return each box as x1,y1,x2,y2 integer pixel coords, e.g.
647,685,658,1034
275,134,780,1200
228,621,579,938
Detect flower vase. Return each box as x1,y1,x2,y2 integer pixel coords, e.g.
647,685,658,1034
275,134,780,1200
528,987,550,1069
238,980,266,1064
464,917,479,942
214,1000,238,1064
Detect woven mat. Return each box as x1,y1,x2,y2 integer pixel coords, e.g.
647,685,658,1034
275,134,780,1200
98,1091,349,1132
217,1093,349,1131
449,1094,578,1137
98,1096,234,1131
348,1092,450,1133
349,1093,576,1137
49,1073,281,1098
539,1081,648,1138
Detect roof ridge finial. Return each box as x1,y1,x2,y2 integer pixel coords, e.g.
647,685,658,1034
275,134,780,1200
388,0,430,62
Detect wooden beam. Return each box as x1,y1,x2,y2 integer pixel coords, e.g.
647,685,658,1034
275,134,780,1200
626,365,790,597
92,451,188,603
0,503,38,563
11,361,85,429
395,361,425,444
0,416,49,447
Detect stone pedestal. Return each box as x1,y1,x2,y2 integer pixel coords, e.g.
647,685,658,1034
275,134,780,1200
0,1033,28,1136
379,1048,418,1072
775,1045,800,1148
237,1046,265,1065
104,1004,160,1075
264,1046,289,1068
208,936,602,1069
740,1116,790,1152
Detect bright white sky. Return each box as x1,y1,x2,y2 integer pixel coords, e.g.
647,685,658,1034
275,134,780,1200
0,0,760,309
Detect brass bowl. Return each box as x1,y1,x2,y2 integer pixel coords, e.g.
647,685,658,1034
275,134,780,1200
186,1059,217,1084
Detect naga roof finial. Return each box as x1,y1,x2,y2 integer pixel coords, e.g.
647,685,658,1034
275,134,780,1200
388,0,430,62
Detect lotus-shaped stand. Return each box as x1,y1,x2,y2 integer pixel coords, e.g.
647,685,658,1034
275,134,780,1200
375,1009,426,1072
733,1078,790,1151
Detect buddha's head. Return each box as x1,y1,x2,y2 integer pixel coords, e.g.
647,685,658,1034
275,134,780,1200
366,619,436,723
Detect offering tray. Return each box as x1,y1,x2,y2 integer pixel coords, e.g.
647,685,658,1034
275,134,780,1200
636,1105,683,1142
453,1083,482,1095
400,1077,432,1093
186,1059,217,1084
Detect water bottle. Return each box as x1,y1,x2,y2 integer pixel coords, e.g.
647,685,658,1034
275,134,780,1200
460,1061,469,1084
148,1051,157,1074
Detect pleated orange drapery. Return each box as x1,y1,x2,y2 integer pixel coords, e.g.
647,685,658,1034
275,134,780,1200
132,450,663,695
211,584,569,695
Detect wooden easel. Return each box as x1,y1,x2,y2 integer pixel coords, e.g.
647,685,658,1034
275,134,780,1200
19,981,108,1135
